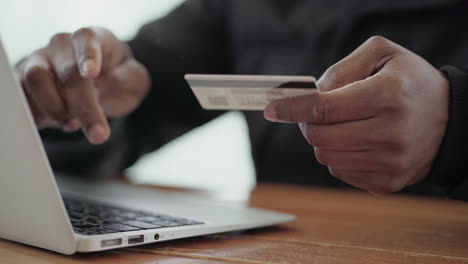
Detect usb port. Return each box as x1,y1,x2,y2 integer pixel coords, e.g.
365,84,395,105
128,235,144,244
101,238,122,248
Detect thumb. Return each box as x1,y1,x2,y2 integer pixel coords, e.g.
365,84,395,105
317,36,399,92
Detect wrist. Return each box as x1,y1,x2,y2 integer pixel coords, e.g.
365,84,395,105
424,66,468,197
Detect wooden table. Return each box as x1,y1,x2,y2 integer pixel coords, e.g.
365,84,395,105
1,183,467,263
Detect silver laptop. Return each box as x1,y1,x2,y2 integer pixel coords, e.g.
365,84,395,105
0,37,294,255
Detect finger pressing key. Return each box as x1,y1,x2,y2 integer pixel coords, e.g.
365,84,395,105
63,75,110,144
49,33,110,143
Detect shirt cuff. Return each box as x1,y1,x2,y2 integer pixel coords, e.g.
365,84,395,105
424,65,468,199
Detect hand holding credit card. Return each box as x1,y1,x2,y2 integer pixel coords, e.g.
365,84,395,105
185,74,317,110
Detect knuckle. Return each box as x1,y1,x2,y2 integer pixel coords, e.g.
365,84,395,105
58,64,81,84
312,97,331,123
23,65,49,87
72,27,95,40
366,35,392,50
365,36,400,65
49,33,71,47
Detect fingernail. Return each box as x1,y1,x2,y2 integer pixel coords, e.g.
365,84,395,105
87,124,109,144
264,106,278,122
63,119,81,132
81,59,95,77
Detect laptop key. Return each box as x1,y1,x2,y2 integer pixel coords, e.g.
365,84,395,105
73,222,97,229
157,215,187,221
103,216,130,223
73,227,84,233
86,218,105,226
119,212,145,218
64,196,203,234
103,223,141,232
69,212,84,220
135,216,161,222
122,221,163,229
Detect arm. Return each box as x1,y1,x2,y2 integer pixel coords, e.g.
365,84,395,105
125,0,231,156
20,0,231,177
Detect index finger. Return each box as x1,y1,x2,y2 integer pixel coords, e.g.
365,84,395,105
63,74,110,144
264,76,381,124
49,34,110,144
71,28,103,79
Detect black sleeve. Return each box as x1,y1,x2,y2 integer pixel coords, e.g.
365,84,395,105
424,65,468,201
40,0,231,178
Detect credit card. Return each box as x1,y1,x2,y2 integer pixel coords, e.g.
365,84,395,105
185,74,317,110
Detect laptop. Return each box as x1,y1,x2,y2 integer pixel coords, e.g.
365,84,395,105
0,37,294,255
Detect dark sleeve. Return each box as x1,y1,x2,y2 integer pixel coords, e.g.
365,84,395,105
423,65,468,201
41,0,231,177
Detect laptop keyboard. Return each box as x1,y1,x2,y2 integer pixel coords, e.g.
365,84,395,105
63,196,204,235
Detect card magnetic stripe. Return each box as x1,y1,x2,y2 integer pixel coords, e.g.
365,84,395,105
187,80,317,89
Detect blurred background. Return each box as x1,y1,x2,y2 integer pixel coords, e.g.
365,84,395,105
0,0,256,203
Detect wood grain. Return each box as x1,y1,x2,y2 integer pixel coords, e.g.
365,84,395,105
1,183,467,263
